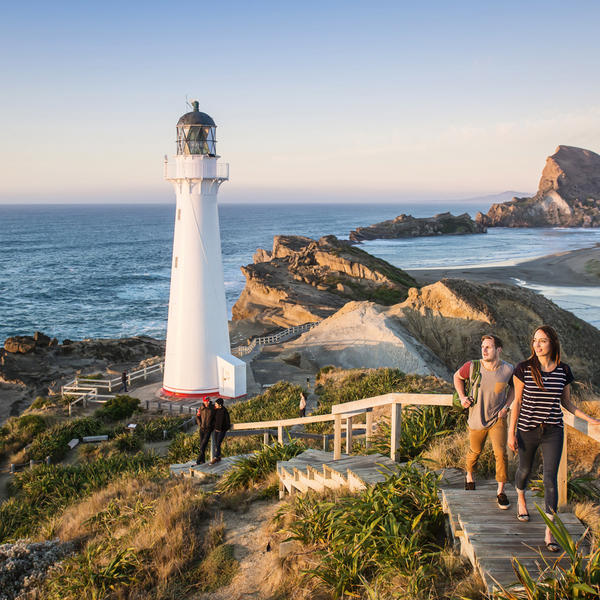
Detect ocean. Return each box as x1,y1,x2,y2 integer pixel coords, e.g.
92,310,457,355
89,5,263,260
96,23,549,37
1,202,599,342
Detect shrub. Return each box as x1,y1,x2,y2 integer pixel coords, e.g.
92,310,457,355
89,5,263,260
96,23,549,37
113,432,143,453
30,396,58,410
0,414,48,459
94,395,140,422
217,441,305,493
280,463,448,598
26,417,105,462
228,381,304,423
137,415,189,441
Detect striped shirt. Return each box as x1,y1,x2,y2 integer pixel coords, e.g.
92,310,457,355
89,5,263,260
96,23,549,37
514,361,574,431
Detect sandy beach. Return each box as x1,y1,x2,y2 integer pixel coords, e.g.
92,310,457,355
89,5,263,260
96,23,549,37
408,244,600,287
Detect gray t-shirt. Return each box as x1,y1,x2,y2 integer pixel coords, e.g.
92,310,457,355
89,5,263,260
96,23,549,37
458,360,514,430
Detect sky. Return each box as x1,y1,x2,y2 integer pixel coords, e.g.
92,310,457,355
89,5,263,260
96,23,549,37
1,0,600,204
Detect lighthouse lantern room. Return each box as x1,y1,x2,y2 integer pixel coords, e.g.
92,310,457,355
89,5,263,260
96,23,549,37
162,102,246,399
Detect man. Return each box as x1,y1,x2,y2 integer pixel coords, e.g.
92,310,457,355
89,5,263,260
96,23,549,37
453,334,514,509
299,392,307,418
195,396,215,465
209,398,231,464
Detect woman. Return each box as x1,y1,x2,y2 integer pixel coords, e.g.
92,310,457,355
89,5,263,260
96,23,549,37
507,325,600,551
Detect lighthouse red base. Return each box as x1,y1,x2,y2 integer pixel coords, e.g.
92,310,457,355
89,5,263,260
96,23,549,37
160,387,246,400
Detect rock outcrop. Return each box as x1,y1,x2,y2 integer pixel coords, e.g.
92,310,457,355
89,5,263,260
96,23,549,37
0,334,165,422
277,278,600,386
350,212,486,242
284,301,451,378
232,235,417,329
389,279,600,386
477,146,600,227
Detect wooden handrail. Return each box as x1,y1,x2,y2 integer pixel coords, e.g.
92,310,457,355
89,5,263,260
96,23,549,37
330,393,454,414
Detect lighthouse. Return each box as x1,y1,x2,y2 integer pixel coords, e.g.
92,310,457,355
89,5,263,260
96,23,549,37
162,102,246,399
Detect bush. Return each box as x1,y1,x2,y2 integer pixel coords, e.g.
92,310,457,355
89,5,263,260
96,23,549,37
94,395,140,422
0,414,48,460
228,381,303,423
281,463,448,598
137,416,189,441
30,396,58,410
217,440,305,493
113,433,143,453
27,417,105,462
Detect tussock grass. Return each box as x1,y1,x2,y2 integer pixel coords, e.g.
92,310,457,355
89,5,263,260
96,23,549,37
42,476,231,599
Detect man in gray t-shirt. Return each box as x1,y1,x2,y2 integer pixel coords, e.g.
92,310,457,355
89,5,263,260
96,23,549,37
453,334,514,509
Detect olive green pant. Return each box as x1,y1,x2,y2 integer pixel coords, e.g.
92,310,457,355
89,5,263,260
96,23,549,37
466,416,508,483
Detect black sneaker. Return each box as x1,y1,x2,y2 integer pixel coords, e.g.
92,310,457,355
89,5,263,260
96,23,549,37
465,481,476,490
497,493,510,509
196,459,205,465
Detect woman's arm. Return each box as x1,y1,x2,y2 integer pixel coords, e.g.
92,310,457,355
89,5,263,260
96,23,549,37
507,375,524,451
561,385,600,425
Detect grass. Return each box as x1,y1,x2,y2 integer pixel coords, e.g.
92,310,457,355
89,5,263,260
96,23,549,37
41,476,237,600
0,414,48,460
0,452,164,542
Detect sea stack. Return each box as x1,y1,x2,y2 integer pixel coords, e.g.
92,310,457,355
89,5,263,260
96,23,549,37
162,102,246,398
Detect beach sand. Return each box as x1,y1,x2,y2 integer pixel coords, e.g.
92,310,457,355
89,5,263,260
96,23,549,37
408,244,600,287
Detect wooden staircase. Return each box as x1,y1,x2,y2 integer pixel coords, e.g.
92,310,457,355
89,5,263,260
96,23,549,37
277,449,401,497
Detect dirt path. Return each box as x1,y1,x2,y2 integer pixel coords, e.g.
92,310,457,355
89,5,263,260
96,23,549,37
195,499,283,600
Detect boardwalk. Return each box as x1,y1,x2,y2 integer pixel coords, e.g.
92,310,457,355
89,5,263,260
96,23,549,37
439,475,589,595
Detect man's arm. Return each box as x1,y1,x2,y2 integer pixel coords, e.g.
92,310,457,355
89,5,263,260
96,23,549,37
453,366,473,408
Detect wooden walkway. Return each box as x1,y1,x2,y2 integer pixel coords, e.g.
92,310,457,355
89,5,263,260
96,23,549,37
439,474,589,595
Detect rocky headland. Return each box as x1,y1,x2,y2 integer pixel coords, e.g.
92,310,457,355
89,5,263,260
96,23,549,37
477,145,600,227
349,212,486,242
0,333,164,422
279,278,600,387
231,234,417,330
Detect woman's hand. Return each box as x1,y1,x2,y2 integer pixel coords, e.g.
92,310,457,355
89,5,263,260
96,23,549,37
508,430,518,453
498,406,509,419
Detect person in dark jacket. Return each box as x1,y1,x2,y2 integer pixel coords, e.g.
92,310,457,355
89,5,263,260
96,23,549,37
210,398,231,464
195,396,215,464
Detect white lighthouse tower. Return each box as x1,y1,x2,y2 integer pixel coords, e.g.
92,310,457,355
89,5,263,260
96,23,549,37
162,102,246,399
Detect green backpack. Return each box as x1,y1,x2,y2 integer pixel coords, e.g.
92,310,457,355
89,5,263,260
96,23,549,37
453,359,482,409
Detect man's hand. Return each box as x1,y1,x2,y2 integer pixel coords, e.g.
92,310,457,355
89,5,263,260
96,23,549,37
460,396,473,409
498,406,508,419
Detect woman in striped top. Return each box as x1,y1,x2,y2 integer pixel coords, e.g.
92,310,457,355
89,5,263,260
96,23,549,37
507,325,600,552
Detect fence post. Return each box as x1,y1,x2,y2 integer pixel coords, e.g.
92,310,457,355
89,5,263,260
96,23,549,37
278,425,284,444
45,455,51,466
322,434,329,452
69,402,72,417
558,428,568,510
108,380,112,393
163,429,168,440
390,403,402,462
365,409,373,449
179,403,183,414
144,366,148,380
157,401,161,412
263,432,269,445
345,416,353,454
334,414,342,459
146,400,149,410
10,464,15,474
29,459,34,469
210,433,215,461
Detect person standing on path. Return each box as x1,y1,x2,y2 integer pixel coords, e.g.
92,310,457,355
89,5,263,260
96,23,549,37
195,396,215,464
299,391,307,418
454,334,514,509
210,398,231,464
121,371,128,393
508,325,600,551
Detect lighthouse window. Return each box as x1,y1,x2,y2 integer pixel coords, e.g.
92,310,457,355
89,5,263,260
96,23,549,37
177,125,217,155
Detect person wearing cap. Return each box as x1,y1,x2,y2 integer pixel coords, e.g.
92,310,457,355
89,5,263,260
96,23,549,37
210,398,231,464
195,396,215,464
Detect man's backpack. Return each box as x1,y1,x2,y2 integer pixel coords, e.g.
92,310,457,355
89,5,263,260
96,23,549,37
453,359,482,409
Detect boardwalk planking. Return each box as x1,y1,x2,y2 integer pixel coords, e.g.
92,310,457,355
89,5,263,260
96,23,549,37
440,479,589,595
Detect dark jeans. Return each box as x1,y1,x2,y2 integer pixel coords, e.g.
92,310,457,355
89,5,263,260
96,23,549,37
197,429,212,463
213,430,227,459
515,424,564,514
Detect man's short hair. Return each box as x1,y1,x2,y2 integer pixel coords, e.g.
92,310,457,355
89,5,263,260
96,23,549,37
481,334,503,348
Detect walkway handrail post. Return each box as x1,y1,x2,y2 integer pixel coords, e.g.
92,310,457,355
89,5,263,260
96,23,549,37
558,429,568,509
334,414,342,459
365,409,373,450
346,416,353,454
390,403,402,462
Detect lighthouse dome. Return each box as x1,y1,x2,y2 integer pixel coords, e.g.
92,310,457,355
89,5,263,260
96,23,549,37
176,101,217,155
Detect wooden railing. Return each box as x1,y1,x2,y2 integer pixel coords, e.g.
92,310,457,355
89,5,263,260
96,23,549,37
231,322,320,357
559,408,600,508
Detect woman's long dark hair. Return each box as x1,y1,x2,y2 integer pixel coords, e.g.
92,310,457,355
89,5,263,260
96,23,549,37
528,325,561,390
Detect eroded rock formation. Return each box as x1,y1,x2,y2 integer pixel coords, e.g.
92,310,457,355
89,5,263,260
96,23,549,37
232,235,417,329
477,146,600,227
350,212,486,242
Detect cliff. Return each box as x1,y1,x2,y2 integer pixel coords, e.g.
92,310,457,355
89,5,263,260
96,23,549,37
477,145,600,227
349,212,486,242
231,235,418,329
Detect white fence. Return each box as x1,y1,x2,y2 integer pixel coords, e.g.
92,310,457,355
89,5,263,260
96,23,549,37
232,322,319,357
